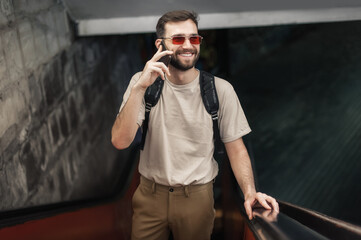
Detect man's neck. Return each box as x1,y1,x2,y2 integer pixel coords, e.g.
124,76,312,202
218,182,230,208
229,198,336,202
167,66,198,85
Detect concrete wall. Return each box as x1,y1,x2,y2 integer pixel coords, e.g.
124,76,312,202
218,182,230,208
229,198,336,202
0,0,142,211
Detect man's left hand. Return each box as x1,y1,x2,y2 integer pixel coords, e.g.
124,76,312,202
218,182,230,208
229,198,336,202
244,192,279,220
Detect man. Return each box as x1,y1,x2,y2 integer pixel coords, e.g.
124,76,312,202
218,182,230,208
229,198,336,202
111,10,279,240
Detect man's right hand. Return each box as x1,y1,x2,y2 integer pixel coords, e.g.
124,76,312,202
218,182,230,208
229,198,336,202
111,45,173,150
135,45,173,90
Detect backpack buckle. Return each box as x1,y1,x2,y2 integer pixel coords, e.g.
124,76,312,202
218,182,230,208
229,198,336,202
145,103,152,112
211,111,218,120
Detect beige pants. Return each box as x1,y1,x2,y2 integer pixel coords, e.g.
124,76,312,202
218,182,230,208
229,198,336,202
131,176,216,240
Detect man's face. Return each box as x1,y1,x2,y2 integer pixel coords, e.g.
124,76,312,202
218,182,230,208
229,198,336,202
163,19,201,71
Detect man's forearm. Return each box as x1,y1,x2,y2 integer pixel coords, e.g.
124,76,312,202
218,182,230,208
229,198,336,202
111,84,146,149
225,138,279,219
232,150,256,198
225,138,257,198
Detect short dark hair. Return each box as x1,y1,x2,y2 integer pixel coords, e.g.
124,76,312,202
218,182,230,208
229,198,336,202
156,10,199,38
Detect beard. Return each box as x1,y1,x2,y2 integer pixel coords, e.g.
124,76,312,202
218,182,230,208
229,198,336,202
170,48,200,71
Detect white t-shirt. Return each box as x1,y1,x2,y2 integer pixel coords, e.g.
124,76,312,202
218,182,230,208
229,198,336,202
119,71,251,186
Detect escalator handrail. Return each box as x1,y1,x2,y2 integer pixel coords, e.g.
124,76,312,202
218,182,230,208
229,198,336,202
234,188,361,240
225,163,361,240
236,194,329,240
279,200,361,240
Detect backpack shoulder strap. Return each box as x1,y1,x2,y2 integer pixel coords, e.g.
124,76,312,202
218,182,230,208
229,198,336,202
140,77,164,150
199,71,225,156
140,71,224,158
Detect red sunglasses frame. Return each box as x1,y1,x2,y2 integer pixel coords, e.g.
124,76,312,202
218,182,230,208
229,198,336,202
161,35,203,45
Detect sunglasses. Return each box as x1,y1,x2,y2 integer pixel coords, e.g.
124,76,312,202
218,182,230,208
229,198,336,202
161,35,203,45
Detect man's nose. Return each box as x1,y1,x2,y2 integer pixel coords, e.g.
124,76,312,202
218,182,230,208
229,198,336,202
182,38,193,48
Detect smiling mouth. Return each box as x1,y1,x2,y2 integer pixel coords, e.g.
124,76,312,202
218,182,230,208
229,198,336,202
179,53,194,57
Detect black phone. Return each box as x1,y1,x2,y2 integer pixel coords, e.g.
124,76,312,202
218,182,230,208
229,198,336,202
158,41,171,66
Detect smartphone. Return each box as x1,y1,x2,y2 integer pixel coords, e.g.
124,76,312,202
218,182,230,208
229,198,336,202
158,41,171,66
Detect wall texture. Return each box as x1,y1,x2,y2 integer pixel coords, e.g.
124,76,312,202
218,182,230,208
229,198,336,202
0,0,142,211
226,21,361,225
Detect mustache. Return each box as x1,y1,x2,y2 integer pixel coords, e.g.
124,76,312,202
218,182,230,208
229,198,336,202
175,49,197,55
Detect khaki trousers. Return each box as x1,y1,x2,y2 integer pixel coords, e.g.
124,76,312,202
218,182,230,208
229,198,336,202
131,176,216,240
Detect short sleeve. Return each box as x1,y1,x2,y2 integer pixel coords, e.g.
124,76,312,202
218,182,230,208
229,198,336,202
118,72,145,127
215,78,251,143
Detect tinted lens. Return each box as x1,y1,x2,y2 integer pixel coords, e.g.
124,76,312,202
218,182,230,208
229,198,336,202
190,36,202,44
172,36,186,44
171,36,202,45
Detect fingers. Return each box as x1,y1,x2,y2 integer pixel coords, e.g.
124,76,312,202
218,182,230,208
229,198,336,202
141,47,172,83
254,193,279,213
151,43,163,56
147,63,167,80
244,201,252,220
258,193,272,210
153,62,171,76
139,45,173,88
244,192,279,221
244,200,254,220
267,196,279,212
147,62,170,80
151,47,173,62
140,55,171,86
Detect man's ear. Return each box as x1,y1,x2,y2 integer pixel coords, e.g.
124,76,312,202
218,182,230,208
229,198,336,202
155,39,162,49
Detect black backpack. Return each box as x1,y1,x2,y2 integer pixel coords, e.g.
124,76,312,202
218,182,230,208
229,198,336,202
140,71,224,158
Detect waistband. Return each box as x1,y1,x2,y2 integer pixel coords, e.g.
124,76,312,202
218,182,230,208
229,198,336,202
140,176,214,197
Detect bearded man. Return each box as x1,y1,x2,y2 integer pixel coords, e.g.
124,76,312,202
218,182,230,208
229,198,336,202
111,10,279,240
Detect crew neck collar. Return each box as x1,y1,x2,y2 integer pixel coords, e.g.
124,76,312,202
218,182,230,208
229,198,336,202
166,70,200,89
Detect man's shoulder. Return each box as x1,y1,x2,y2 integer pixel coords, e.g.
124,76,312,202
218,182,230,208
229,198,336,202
213,75,234,95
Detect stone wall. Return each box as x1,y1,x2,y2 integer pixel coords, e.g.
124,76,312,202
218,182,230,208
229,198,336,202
0,0,142,211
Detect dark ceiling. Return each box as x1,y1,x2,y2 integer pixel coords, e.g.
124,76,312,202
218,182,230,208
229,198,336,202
62,0,361,35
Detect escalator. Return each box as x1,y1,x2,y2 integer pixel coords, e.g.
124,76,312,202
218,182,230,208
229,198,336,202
1,138,361,240
215,155,361,240
2,1,361,239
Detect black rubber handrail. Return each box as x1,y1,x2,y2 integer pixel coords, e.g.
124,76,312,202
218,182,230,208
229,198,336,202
234,140,361,240
279,201,361,240
231,178,361,240
241,202,361,240
244,206,329,240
